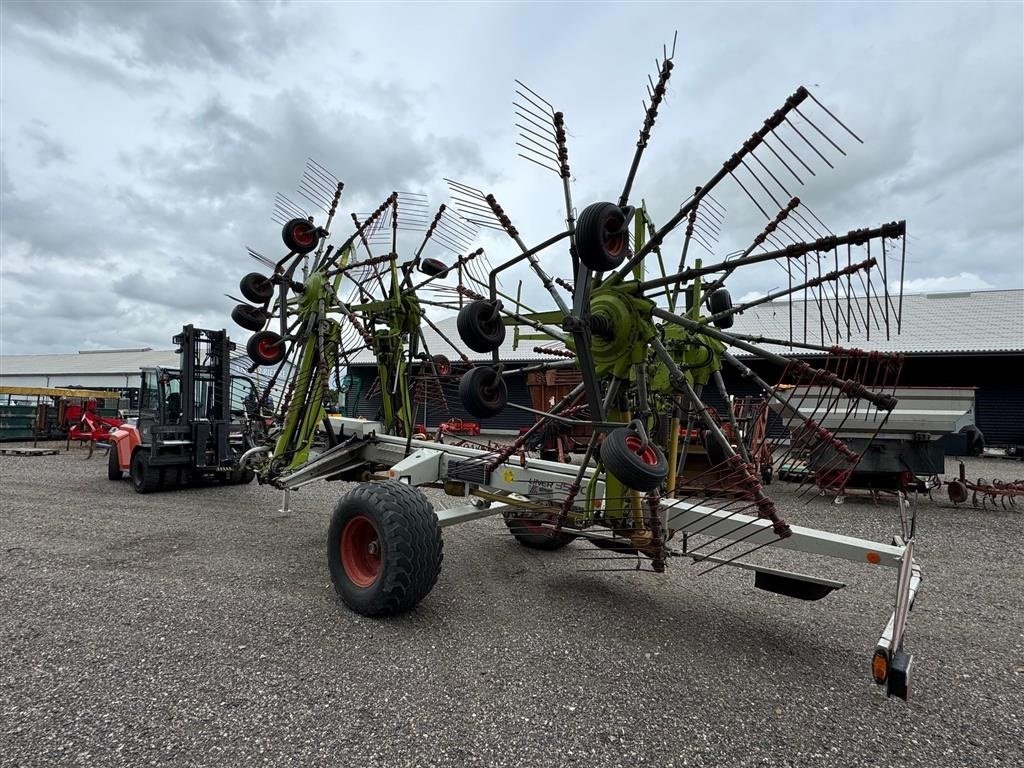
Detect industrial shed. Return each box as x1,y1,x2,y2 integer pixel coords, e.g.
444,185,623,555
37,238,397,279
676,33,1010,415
345,289,1024,446
0,348,180,392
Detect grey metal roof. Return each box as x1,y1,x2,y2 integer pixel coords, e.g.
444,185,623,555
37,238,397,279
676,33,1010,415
348,289,1023,366
0,348,181,376
728,288,1024,356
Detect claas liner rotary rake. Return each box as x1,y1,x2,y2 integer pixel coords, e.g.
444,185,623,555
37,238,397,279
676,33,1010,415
233,40,921,700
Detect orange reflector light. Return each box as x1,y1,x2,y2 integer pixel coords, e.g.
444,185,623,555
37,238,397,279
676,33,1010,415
866,551,881,564
872,650,889,684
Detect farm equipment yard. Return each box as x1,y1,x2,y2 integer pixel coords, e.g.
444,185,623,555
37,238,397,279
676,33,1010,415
1,446,1021,768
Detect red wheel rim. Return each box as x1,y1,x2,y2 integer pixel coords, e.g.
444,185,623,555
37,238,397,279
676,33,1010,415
340,515,381,588
624,435,659,466
257,338,280,360
292,222,315,246
603,215,625,257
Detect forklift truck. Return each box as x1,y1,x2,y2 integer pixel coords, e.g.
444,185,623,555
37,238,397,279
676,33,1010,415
108,325,260,493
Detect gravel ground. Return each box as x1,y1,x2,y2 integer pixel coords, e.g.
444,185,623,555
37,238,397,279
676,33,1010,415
1,446,1022,768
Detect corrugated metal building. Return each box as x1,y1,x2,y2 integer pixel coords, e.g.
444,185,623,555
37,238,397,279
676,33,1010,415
0,348,180,390
346,289,1024,445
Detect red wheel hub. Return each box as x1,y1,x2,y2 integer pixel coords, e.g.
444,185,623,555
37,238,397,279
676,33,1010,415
257,339,280,360
340,515,382,587
624,435,659,466
292,223,315,246
603,216,626,256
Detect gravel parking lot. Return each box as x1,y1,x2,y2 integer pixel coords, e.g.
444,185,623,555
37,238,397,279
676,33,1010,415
1,446,1022,767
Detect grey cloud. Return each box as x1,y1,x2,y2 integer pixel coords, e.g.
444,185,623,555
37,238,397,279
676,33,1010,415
23,121,72,167
3,0,289,75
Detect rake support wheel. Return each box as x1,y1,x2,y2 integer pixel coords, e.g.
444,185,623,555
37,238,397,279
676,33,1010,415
709,288,734,329
240,272,275,303
247,330,286,366
457,300,505,353
576,202,629,271
459,365,508,418
420,257,450,278
281,217,320,255
327,480,443,616
600,428,668,492
232,303,268,332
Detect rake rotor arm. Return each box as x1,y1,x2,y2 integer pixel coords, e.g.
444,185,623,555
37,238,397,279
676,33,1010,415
613,86,815,282
638,221,905,294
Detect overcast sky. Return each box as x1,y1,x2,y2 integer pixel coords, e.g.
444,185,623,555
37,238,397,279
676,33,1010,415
1,0,1021,356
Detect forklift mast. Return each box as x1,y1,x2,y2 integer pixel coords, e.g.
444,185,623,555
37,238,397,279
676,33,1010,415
172,325,237,467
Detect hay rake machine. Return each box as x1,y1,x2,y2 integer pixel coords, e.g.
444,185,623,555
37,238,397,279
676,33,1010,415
232,40,922,700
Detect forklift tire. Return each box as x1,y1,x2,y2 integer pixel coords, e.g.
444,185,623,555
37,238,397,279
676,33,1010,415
327,480,443,617
600,427,668,492
248,331,286,366
240,272,274,303
130,450,160,494
709,288,734,329
457,300,505,353
503,511,575,551
232,303,268,332
459,365,507,418
576,202,629,271
107,445,122,481
281,217,319,255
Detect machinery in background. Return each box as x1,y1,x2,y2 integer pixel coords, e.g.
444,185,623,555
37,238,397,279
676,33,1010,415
107,325,260,493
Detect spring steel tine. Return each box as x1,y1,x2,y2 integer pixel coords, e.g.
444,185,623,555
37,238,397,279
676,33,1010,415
514,79,556,115
514,101,556,134
441,209,478,239
793,105,847,156
897,235,906,333
297,187,328,214
517,138,560,166
435,223,474,252
696,536,780,577
740,159,786,212
784,116,834,169
729,170,772,219
703,191,727,217
445,178,487,197
516,120,559,150
306,157,338,181
246,247,276,269
804,89,864,143
761,135,806,186
276,193,307,216
689,521,765,562
771,127,817,177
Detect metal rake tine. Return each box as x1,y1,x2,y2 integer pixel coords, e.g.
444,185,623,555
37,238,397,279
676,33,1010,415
793,105,847,156
696,537,779,576
690,523,766,563
762,135,806,186
784,116,834,169
805,89,864,144
514,79,556,115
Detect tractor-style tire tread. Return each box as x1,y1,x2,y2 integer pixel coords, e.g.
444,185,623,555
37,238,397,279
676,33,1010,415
327,481,443,617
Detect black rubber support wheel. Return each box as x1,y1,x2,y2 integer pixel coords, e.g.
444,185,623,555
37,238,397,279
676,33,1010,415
327,480,443,617
702,429,730,467
600,428,668,491
502,511,575,551
240,272,274,303
130,450,160,494
456,300,505,353
709,287,734,329
247,330,286,366
232,303,268,332
459,366,508,418
576,202,629,271
431,354,452,376
281,217,320,254
419,258,449,278
107,445,122,481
